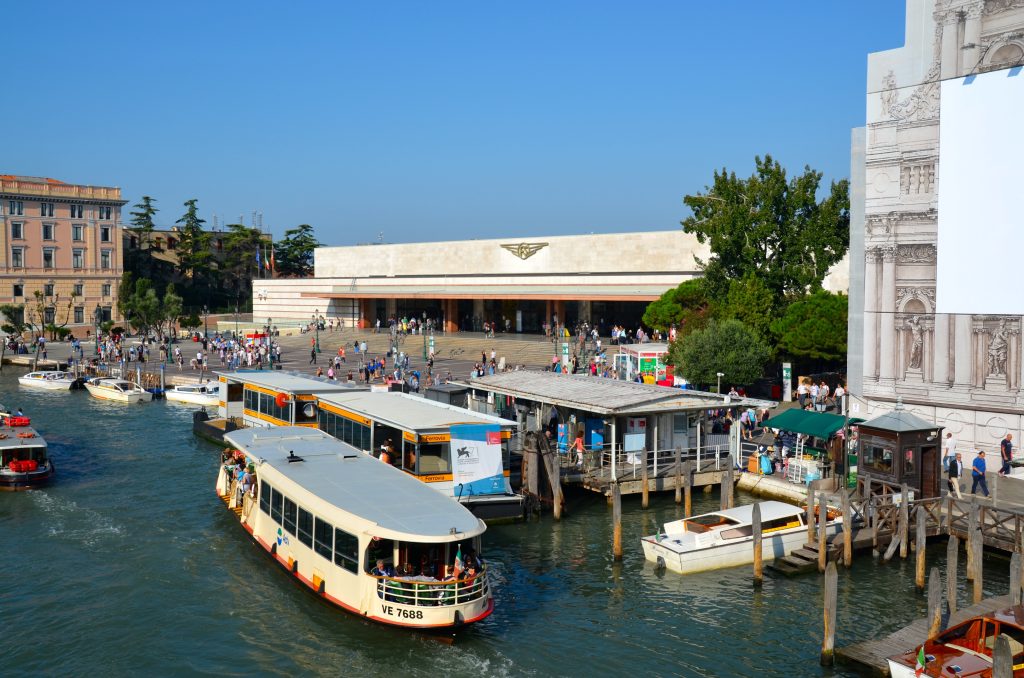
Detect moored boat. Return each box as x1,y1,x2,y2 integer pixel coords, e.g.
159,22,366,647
887,605,1024,676
84,377,153,403
18,370,78,390
640,500,842,574
166,381,221,407
0,414,54,490
218,426,494,630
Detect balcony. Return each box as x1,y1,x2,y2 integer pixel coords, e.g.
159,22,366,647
1,178,122,202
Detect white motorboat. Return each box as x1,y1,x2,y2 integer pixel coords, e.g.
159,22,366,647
18,371,77,390
84,378,153,403
640,501,842,575
166,381,222,407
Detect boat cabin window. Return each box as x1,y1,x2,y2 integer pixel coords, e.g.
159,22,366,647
282,497,297,536
270,486,283,524
333,528,359,573
226,382,243,402
417,442,450,475
317,410,371,451
244,388,293,423
259,480,271,515
297,507,313,548
294,400,318,425
862,444,894,475
1,446,47,466
313,517,333,559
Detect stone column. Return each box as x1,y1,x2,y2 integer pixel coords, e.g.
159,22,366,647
963,6,982,74
954,314,973,387
863,248,879,380
940,13,960,79
879,246,897,382
933,313,950,385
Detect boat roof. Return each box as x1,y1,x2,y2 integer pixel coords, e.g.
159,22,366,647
224,426,484,542
700,501,802,524
215,370,367,395
0,420,46,450
316,391,515,433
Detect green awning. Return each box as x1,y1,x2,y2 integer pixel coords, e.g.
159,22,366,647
761,409,862,440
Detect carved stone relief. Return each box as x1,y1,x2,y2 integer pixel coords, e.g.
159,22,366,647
896,287,936,311
896,244,937,263
985,0,1024,15
901,163,936,194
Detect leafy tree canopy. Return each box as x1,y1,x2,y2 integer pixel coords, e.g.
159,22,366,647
129,195,158,240
682,154,850,306
175,199,212,281
669,318,770,388
770,290,848,362
0,304,27,337
719,273,776,343
275,224,321,277
642,279,715,336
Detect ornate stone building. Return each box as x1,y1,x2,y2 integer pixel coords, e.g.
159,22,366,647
850,0,1024,451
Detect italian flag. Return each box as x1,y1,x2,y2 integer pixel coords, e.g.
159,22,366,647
453,545,464,578
915,645,927,676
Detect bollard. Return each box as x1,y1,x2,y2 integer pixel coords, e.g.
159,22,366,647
916,505,927,593
993,634,1013,678
1011,552,1022,607
927,566,943,639
752,502,763,587
818,491,827,574
967,498,979,580
674,447,682,505
612,483,623,562
842,490,852,567
820,561,838,666
641,450,649,510
947,535,959,616
973,532,984,605
900,484,909,560
807,494,816,545
683,461,693,518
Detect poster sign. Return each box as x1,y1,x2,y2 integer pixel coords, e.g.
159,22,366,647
450,424,506,496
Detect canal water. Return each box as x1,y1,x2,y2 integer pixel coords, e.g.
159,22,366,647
0,371,1013,676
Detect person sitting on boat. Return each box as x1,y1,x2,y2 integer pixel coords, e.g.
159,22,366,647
370,559,395,577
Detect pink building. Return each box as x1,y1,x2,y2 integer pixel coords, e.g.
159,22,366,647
0,174,127,334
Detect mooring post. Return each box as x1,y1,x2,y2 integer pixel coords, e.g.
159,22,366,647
674,446,682,505
641,449,649,510
993,634,1013,678
612,483,623,562
842,490,852,567
683,461,693,518
720,457,733,511
752,502,763,587
916,504,927,593
947,535,959,616
1011,552,1022,607
818,491,827,573
820,561,837,666
900,484,909,560
967,499,978,581
927,566,943,638
807,493,816,545
973,532,984,605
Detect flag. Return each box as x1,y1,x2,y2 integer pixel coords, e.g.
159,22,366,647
270,248,276,273
264,246,270,270
255,248,261,268
914,645,926,677
453,544,464,578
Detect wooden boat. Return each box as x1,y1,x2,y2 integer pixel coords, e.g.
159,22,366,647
0,414,54,490
18,370,77,390
166,381,221,407
640,500,842,574
887,605,1024,677
218,426,494,630
84,377,153,403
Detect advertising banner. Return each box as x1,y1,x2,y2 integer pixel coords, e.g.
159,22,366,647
450,424,506,496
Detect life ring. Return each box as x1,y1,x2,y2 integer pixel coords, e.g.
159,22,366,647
0,433,7,439
16,432,35,439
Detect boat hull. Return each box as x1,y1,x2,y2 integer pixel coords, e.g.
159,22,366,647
18,377,74,390
85,384,153,403
166,392,219,407
0,462,55,491
641,523,842,574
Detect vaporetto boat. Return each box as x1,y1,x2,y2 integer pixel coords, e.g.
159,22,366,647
218,426,494,630
18,370,78,390
640,501,842,575
84,377,153,403
165,381,221,407
0,414,54,490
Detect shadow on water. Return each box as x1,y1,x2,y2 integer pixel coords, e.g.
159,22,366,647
0,371,1014,676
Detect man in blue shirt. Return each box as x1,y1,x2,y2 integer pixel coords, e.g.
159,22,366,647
971,450,990,497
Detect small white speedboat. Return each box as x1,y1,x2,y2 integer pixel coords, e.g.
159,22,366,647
640,500,842,575
18,371,77,390
85,378,153,403
166,382,221,407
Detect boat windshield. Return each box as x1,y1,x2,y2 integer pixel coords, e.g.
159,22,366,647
1,445,47,467
682,514,739,533
367,537,488,608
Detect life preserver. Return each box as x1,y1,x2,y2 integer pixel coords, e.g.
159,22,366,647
274,392,289,408
0,433,7,439
17,432,35,439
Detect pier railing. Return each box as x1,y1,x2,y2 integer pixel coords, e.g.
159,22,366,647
373,571,489,607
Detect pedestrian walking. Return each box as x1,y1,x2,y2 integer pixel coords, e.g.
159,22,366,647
310,347,317,365
947,451,964,499
1000,434,1013,476
971,450,990,497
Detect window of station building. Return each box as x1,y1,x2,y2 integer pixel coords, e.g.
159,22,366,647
282,497,297,536
418,442,451,474
297,508,313,548
11,222,23,239
102,283,111,297
270,485,283,524
100,226,111,242
99,206,112,220
44,307,55,324
72,249,84,269
42,223,55,240
44,283,54,296
8,201,23,216
73,283,83,296
334,528,359,573
100,249,111,269
862,443,895,476
72,224,84,241
313,517,333,560
70,204,83,219
259,480,271,515
12,284,23,298
101,306,111,322
74,307,83,324
10,248,23,268
43,248,55,268
317,410,371,450
40,202,54,217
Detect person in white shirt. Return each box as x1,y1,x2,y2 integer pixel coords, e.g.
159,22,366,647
834,384,846,415
942,432,957,472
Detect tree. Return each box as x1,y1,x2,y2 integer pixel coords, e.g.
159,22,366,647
159,284,183,340
175,199,212,282
0,304,28,337
770,290,848,362
682,155,850,306
178,313,201,335
117,272,135,322
642,279,716,336
127,196,160,280
275,224,321,277
719,273,776,342
669,319,770,388
220,223,266,296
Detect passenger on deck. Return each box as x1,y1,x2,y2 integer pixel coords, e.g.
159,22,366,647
370,559,395,577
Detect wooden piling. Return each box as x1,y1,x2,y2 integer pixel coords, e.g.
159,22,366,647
674,447,682,505
1011,552,1022,607
612,483,623,562
821,561,837,666
752,502,763,587
973,532,984,605
721,457,734,511
683,461,693,518
916,505,927,592
841,490,852,567
993,634,1013,678
641,450,649,510
947,535,959,616
967,499,978,580
899,484,909,560
818,491,827,574
927,566,942,638
807,494,816,545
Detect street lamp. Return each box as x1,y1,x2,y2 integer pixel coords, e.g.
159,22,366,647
313,309,321,353
716,372,724,394
202,305,209,339
422,311,428,360
234,302,239,339
93,304,102,356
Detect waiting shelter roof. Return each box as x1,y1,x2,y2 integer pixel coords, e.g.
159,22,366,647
761,409,861,440
215,370,366,395
859,406,937,433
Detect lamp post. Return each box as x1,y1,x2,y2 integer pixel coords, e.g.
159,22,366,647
422,311,428,360
93,304,102,356
313,309,321,353
202,305,209,339
234,302,239,340
716,372,724,394
266,317,272,367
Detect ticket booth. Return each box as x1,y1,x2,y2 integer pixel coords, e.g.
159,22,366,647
857,403,943,499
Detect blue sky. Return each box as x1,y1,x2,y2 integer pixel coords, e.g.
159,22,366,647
5,1,905,245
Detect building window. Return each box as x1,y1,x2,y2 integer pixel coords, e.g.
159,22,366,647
101,283,111,297
43,248,55,268
43,307,55,324
101,306,112,322
44,283,55,296
73,283,84,296
167,237,177,250
11,248,24,268
43,223,55,240
100,250,111,269
8,201,23,216
100,226,111,243
11,222,23,239
12,284,24,297
99,206,112,220
70,204,83,218
74,307,84,324
72,249,84,269
40,202,54,217
72,224,84,241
